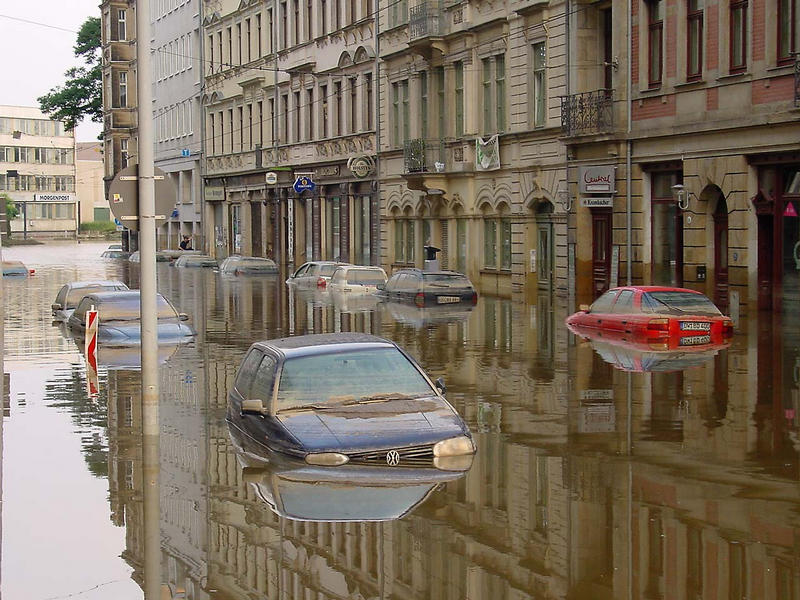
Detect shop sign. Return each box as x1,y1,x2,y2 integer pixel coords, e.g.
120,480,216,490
579,166,615,194
293,175,316,194
34,193,72,202
265,172,278,185
580,196,614,208
204,186,225,202
316,165,340,177
348,155,375,178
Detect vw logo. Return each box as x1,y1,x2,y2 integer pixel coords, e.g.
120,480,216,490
385,450,401,466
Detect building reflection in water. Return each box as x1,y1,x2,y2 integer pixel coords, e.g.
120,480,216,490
95,267,800,599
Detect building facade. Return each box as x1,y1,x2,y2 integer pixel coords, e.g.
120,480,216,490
76,142,110,224
152,0,205,250
377,0,570,302
0,106,77,238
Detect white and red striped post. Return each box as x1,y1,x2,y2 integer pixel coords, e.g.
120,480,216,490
85,305,99,396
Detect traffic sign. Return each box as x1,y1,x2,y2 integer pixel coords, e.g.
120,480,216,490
293,175,316,194
107,165,177,231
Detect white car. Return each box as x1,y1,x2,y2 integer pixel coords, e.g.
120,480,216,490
286,261,350,288
327,265,388,294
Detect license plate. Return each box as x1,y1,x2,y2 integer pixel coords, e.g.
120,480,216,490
437,296,461,304
680,335,711,346
680,321,711,331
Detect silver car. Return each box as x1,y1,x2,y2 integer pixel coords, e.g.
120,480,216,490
52,280,129,322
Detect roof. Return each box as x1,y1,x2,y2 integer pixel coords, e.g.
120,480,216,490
253,333,394,358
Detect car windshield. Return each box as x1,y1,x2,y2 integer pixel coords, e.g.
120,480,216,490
422,273,472,289
66,285,124,308
346,269,386,285
76,295,178,321
240,258,275,269
643,291,722,316
276,347,434,412
318,264,338,276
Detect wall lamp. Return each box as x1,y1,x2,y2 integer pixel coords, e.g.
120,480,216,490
671,184,697,211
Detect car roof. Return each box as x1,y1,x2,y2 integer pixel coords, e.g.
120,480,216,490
607,286,704,294
79,290,154,303
252,333,395,358
64,280,125,289
391,268,468,277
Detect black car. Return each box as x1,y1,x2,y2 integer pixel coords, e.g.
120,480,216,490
227,333,475,469
380,269,478,307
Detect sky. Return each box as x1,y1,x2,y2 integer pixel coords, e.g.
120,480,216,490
1,2,104,142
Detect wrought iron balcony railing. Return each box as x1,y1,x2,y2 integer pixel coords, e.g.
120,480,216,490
794,53,799,107
409,2,443,40
404,138,446,174
559,90,614,136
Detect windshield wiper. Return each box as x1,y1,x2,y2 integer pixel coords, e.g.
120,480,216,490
649,295,687,314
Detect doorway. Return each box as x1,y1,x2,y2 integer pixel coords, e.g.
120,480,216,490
536,201,555,293
713,194,729,310
591,209,612,298
651,171,683,286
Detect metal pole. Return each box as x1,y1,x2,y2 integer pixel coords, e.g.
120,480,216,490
626,0,633,285
136,0,162,597
373,0,381,267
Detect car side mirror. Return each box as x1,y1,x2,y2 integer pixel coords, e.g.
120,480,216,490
435,377,446,395
579,304,590,312
241,399,268,416
179,313,189,321
51,303,63,311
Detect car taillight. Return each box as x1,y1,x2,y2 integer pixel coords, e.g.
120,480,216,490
471,292,478,305
28,269,35,275
317,277,327,288
722,319,734,336
415,292,425,307
647,318,670,333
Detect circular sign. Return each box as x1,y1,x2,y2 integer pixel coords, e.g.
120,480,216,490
348,156,374,178
266,171,278,185
107,165,177,231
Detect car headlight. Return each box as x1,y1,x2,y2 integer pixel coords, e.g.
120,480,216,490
305,452,349,466
433,436,475,457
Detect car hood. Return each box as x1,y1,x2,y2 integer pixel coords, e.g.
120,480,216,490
277,396,468,452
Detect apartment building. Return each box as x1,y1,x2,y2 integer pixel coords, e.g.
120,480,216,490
152,0,205,250
566,0,800,314
378,0,569,301
202,0,378,265
0,106,77,238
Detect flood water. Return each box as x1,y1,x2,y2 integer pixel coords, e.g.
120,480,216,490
2,240,800,599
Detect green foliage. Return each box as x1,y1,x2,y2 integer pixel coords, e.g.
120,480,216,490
1,194,18,220
38,17,102,131
80,221,117,232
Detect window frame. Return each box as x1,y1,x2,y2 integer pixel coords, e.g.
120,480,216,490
777,0,796,65
532,41,547,127
647,0,664,88
686,0,704,80
729,0,748,73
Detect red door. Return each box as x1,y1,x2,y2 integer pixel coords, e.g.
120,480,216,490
592,209,612,299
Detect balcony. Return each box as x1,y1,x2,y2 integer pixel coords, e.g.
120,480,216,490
559,90,614,137
795,54,799,107
409,2,443,39
404,139,446,174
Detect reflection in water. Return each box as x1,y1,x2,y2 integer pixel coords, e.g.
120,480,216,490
3,242,800,599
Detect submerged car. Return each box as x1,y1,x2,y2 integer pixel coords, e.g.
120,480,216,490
51,280,129,322
173,254,218,268
101,249,130,260
230,426,470,522
584,337,730,373
219,255,278,275
286,261,351,288
328,265,388,294
128,250,172,263
380,269,478,307
227,333,475,469
566,286,734,348
67,290,196,345
2,261,33,276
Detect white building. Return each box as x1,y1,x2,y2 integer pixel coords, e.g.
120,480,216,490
76,142,109,223
0,106,77,238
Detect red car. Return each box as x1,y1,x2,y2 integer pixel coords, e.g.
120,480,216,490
566,286,734,350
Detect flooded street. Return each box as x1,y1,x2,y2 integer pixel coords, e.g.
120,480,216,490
3,240,800,599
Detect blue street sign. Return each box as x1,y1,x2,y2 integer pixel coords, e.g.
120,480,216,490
293,175,316,194
181,149,191,157
114,218,122,226
171,209,179,218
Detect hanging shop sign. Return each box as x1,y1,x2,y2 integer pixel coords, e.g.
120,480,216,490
348,155,375,178
579,165,616,194
293,175,316,194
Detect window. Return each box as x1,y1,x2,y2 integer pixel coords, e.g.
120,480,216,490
532,42,547,126
227,108,234,152
481,55,506,133
436,67,445,137
281,93,289,141
320,85,329,137
391,80,409,146
391,0,407,26
293,91,301,141
501,219,511,269
648,0,664,87
350,77,358,133
307,88,314,139
454,61,464,136
484,220,497,267
334,0,341,30
687,0,703,79
307,0,313,40
236,23,242,65
484,217,511,269
118,72,128,107
456,218,466,272
208,35,215,73
334,81,342,136
321,0,328,34
293,0,299,44
120,138,129,169
420,71,428,136
730,0,747,72
777,0,795,64
281,1,287,48
245,19,251,63
117,9,127,41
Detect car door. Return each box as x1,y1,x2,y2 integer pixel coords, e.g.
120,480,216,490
609,289,635,335
584,289,619,330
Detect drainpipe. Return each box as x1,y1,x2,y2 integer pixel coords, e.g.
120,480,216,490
626,0,633,285
198,0,207,253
